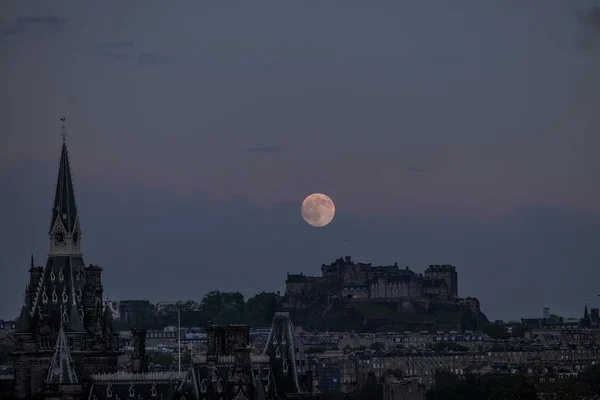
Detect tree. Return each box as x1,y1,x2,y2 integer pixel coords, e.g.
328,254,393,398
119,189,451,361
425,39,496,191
580,364,600,395
200,290,245,324
368,342,385,351
245,292,279,326
511,323,531,338
200,290,225,318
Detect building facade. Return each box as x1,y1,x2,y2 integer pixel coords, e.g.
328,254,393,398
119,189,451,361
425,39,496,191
286,256,461,303
11,138,120,399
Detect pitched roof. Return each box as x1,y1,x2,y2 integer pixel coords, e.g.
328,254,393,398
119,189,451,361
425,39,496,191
46,325,78,384
30,256,85,331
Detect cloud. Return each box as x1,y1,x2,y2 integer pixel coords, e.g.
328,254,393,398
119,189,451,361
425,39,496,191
575,7,600,29
137,53,176,67
97,41,135,60
98,41,135,49
1,16,67,36
96,42,175,67
407,166,429,173
98,51,135,60
244,145,283,154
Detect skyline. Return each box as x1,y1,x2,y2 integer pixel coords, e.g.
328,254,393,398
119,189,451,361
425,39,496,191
1,1,599,320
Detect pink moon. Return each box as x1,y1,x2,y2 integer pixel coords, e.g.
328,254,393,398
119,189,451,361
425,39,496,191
301,193,336,227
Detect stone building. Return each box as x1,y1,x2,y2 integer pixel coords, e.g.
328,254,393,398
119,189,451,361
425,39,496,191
89,327,191,399
11,137,120,399
2,133,323,400
90,313,320,399
0,320,16,341
424,265,458,298
286,257,460,303
262,311,319,398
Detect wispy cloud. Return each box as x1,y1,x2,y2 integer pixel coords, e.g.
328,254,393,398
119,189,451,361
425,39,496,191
98,41,135,48
97,41,136,60
97,42,175,67
137,52,176,67
98,51,134,60
1,16,67,36
407,166,429,173
244,145,283,154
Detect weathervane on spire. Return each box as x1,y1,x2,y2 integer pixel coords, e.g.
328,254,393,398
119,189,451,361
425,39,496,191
60,117,66,143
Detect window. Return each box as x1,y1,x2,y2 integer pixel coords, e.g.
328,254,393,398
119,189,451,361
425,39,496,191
41,335,51,348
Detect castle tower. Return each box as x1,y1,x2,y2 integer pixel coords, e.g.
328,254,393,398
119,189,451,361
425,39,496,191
207,324,250,355
12,127,119,398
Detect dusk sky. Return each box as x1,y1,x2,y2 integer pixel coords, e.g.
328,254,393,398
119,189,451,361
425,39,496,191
1,1,598,321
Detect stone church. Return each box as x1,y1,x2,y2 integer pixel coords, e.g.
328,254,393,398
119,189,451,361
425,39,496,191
6,134,319,399
11,137,120,399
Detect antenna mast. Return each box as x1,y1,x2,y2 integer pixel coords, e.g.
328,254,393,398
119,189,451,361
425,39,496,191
60,117,67,143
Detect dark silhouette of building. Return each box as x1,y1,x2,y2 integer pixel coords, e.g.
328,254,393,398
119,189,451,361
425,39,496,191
11,137,119,399
130,328,148,373
263,311,318,397
580,303,591,329
5,131,322,400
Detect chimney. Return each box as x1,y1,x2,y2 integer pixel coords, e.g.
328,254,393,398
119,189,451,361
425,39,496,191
344,256,352,263
131,328,147,373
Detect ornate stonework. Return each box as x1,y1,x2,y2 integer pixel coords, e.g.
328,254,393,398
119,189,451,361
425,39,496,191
11,138,119,399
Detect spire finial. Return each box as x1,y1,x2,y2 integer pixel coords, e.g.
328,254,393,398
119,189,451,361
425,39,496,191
60,117,66,143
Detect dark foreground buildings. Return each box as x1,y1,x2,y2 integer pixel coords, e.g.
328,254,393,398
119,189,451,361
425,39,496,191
5,136,319,399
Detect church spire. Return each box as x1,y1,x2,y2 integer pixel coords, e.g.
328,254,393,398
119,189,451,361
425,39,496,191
50,118,78,234
46,323,79,384
49,118,82,255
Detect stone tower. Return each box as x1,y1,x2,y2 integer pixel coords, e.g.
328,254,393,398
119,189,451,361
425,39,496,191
424,265,458,298
130,328,148,373
12,134,119,399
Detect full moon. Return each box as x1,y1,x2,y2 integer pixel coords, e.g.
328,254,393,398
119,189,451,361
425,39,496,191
301,193,335,227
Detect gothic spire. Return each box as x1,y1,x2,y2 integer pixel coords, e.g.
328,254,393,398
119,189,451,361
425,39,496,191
15,305,31,333
49,120,79,235
103,302,114,326
46,324,79,384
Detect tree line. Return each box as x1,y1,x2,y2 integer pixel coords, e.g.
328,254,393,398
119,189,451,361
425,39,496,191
116,290,280,330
